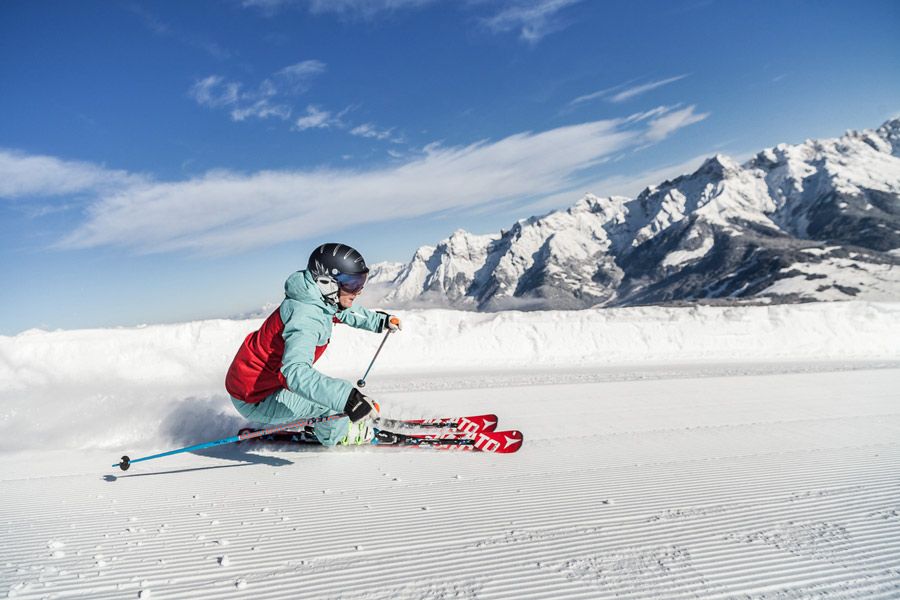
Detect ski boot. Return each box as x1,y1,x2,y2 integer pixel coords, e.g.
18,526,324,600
338,420,375,446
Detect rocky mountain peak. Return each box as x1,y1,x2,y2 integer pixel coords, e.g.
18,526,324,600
697,153,741,178
874,117,900,156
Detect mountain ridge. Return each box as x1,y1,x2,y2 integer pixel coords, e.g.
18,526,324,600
370,118,900,310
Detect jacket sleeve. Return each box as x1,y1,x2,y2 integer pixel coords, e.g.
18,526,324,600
335,305,387,333
279,300,352,413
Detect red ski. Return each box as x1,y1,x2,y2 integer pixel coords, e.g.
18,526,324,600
238,426,523,453
375,413,498,434
372,428,523,454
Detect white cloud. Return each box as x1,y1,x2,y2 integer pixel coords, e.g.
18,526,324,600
307,0,435,17
482,0,583,43
189,75,240,108
644,105,709,141
569,82,630,106
35,109,705,254
189,61,325,122
242,0,435,17
54,123,623,252
0,149,147,199
624,105,677,124
241,0,577,42
350,123,394,140
609,74,689,103
241,0,294,13
294,105,334,130
569,76,689,109
231,100,292,121
521,152,716,215
294,105,383,135
276,60,327,91
243,0,577,43
128,4,230,59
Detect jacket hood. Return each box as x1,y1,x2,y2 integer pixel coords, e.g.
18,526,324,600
285,270,332,310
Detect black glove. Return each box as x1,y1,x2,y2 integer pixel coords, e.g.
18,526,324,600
376,310,402,333
344,388,379,422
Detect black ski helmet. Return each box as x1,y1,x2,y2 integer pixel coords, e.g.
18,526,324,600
307,243,369,304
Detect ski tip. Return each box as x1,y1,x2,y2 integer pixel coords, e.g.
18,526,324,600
496,430,523,453
468,429,522,453
463,414,500,432
482,414,499,431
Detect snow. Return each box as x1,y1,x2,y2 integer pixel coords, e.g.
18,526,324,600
2,302,897,453
1,303,899,598
761,258,900,302
662,230,714,267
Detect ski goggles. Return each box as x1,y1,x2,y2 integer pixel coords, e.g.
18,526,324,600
335,271,368,293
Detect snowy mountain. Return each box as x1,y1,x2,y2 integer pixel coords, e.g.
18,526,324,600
370,118,900,310
361,260,405,305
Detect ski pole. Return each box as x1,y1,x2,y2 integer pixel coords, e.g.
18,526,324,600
356,325,395,388
112,413,346,471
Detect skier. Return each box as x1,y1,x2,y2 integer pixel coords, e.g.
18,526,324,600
226,243,401,446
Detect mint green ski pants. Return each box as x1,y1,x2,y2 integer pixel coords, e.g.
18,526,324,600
231,388,350,446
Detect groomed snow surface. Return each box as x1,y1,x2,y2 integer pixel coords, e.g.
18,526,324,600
2,302,899,598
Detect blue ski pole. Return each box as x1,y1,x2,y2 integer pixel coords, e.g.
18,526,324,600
357,323,395,388
112,413,346,471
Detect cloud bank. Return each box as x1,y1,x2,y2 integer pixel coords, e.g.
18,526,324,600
0,149,148,199
2,108,708,255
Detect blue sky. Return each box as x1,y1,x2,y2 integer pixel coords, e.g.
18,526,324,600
1,0,898,334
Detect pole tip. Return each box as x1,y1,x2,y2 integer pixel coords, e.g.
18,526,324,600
118,456,131,471
356,379,366,388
